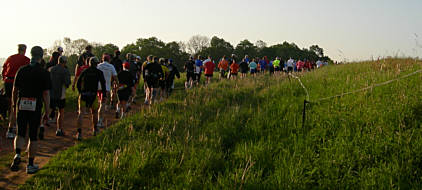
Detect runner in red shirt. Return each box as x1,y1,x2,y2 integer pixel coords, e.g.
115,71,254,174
230,60,239,80
2,44,30,139
203,56,215,85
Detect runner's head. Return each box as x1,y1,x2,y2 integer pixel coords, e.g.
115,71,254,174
59,56,68,66
89,57,100,67
136,56,141,62
85,45,93,53
168,59,173,64
153,56,159,63
159,58,166,65
197,55,201,60
30,46,43,63
189,56,194,61
102,54,111,62
147,55,153,62
114,50,121,57
123,62,130,71
57,47,64,55
18,44,27,55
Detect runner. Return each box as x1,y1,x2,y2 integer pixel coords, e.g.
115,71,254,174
273,57,281,75
287,58,295,73
203,56,215,85
142,55,153,104
116,62,135,119
3,44,30,140
239,59,249,78
159,58,169,101
218,56,229,80
45,52,60,70
268,60,275,75
259,57,267,73
47,56,71,136
97,54,118,128
229,59,239,80
72,45,94,92
9,46,51,174
184,56,195,89
125,54,139,104
249,59,258,76
76,57,106,140
194,56,203,86
166,59,180,96
111,50,123,74
143,57,164,105
57,47,64,56
227,54,237,79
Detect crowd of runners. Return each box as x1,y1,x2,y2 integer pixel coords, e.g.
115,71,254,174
1,44,327,174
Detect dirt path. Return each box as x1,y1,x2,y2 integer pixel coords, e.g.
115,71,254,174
0,102,144,189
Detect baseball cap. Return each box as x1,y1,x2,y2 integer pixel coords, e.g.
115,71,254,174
123,62,131,69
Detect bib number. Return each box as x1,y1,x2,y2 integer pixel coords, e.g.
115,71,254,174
19,98,37,111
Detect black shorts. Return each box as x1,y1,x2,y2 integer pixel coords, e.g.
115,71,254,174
117,89,131,102
146,78,159,89
159,80,166,89
220,70,226,77
81,92,96,108
275,67,281,72
4,82,13,98
17,110,42,141
240,70,248,74
287,67,293,72
195,73,201,82
186,72,195,82
231,73,238,76
50,99,66,109
205,74,213,77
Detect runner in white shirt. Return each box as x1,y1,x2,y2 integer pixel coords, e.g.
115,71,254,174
287,58,295,73
97,54,118,127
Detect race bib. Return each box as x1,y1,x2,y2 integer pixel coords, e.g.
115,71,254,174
19,97,37,111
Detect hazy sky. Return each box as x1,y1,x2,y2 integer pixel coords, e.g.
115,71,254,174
1,0,421,61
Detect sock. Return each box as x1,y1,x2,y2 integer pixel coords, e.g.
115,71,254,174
28,157,34,166
16,148,21,155
116,104,120,112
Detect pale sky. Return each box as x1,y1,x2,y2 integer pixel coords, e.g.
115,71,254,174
1,0,421,61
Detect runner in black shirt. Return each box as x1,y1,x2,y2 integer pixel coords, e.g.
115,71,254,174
111,50,123,73
76,57,106,140
116,62,135,118
143,57,163,105
10,46,51,174
184,56,195,89
166,59,180,96
239,59,249,78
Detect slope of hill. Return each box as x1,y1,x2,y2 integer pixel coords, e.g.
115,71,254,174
22,59,422,189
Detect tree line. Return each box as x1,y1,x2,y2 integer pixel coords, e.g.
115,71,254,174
47,35,331,75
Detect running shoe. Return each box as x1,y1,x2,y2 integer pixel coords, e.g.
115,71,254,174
26,164,39,174
97,119,105,128
10,154,21,171
76,132,82,141
115,111,120,119
56,129,65,137
6,129,16,139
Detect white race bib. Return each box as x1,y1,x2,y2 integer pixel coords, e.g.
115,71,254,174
19,97,37,111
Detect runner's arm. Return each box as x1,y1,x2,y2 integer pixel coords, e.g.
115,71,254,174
99,72,107,97
64,69,71,88
72,65,80,91
42,90,50,121
76,70,84,93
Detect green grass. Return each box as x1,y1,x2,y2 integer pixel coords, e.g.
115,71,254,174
21,59,422,189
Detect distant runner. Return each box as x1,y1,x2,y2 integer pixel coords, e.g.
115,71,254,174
194,56,203,85
159,58,169,101
47,56,71,137
249,59,258,76
218,56,229,80
9,46,51,174
143,57,163,105
76,57,106,140
3,44,30,140
116,63,135,119
239,59,249,78
203,56,215,85
166,59,180,96
229,59,239,80
97,54,118,128
184,56,195,89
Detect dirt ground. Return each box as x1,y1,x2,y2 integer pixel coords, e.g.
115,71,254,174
0,103,143,189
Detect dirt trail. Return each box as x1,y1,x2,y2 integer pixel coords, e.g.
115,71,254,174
0,103,144,189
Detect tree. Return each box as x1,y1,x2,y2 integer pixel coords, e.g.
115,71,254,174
93,43,119,58
234,39,258,59
186,35,210,55
310,45,324,58
199,36,234,61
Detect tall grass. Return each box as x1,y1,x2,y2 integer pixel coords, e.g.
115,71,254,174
22,59,422,189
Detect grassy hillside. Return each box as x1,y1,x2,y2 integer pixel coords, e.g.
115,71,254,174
22,59,422,189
